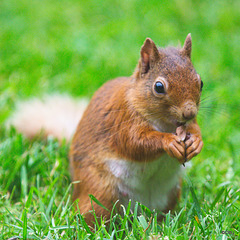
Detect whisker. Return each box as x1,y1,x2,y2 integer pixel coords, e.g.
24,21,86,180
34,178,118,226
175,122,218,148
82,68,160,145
200,95,215,102
199,108,230,118
199,105,230,114
200,95,223,104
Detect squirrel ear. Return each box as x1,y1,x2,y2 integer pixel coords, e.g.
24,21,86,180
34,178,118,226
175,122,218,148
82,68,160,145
140,38,160,74
181,33,192,58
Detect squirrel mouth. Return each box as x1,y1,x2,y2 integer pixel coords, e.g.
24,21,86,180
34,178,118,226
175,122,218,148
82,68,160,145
176,119,194,127
176,121,187,127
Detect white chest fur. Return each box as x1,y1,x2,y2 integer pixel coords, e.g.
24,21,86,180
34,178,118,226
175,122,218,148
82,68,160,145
106,154,182,212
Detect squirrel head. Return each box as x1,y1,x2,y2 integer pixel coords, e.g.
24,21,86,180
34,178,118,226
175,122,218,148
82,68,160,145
131,34,203,130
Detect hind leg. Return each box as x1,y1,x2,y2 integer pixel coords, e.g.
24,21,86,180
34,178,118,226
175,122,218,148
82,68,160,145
72,174,119,227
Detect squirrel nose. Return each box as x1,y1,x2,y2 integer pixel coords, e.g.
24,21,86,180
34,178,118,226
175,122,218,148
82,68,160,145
182,101,197,121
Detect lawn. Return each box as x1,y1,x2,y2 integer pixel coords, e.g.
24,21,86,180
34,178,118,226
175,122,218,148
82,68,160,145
0,0,239,239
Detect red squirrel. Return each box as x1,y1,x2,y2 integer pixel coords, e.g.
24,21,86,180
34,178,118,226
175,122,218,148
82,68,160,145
11,34,203,226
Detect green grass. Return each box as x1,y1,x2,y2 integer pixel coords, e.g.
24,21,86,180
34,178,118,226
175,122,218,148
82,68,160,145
0,0,240,239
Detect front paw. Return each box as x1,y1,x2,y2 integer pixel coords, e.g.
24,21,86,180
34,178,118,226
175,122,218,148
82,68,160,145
162,133,186,163
185,134,203,161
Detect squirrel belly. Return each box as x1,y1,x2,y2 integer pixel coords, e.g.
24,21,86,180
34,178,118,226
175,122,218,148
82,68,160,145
105,154,182,212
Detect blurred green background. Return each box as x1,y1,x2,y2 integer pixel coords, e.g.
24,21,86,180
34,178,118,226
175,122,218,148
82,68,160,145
0,0,239,237
1,0,240,178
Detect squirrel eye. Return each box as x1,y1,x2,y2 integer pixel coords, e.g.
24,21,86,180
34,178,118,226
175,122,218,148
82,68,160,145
154,81,165,94
200,80,203,90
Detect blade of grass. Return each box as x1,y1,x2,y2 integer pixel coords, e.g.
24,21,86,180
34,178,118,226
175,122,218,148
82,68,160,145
54,183,72,218
89,194,109,212
210,187,225,210
22,209,27,240
76,203,93,236
25,187,33,209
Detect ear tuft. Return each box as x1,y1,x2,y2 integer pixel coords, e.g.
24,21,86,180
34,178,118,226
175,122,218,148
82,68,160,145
181,33,192,58
140,38,160,75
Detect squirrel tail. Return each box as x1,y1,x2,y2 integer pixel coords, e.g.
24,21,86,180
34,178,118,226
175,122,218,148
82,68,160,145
8,95,88,142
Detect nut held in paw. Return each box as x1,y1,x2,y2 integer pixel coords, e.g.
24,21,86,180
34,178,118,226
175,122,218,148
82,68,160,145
176,125,187,141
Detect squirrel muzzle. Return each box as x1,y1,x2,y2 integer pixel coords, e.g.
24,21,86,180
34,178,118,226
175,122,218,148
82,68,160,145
181,101,197,121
